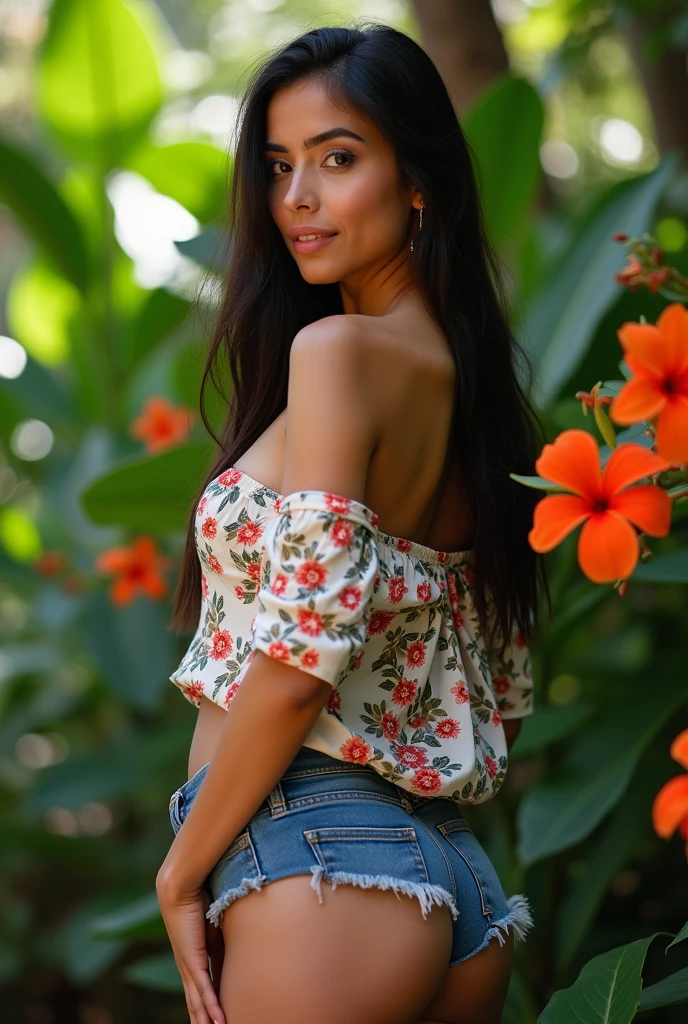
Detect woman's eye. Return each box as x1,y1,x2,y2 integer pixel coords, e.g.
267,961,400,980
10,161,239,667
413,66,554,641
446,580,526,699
267,149,356,178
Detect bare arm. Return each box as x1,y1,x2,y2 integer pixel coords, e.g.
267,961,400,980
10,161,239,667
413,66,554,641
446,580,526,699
157,321,378,895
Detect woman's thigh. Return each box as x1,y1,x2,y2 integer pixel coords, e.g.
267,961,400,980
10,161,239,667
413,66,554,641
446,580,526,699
219,873,454,1024
416,931,514,1024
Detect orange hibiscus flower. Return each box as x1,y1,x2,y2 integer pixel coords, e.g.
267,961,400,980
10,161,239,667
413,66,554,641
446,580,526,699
96,536,171,605
528,429,671,583
609,303,688,464
652,730,688,860
130,395,194,453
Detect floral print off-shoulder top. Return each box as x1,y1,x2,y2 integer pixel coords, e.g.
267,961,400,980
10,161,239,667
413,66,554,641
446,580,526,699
169,467,534,805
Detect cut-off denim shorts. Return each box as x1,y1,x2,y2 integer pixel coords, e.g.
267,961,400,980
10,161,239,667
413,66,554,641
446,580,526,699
168,745,533,967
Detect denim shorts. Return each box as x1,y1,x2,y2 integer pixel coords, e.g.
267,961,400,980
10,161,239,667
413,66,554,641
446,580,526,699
168,744,533,967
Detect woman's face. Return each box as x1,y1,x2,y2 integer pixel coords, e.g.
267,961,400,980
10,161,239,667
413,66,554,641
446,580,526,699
264,78,420,289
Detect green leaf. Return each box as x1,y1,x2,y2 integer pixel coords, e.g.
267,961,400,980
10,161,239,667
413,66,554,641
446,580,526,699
538,934,658,1023
631,548,688,583
464,76,544,247
91,892,165,941
517,690,685,864
83,593,174,709
667,919,688,950
521,154,679,408
0,136,88,290
638,966,688,1011
555,774,653,973
174,227,229,272
7,255,82,367
126,140,231,223
25,737,144,813
123,951,183,992
123,286,192,372
511,702,593,759
509,473,567,491
81,441,213,531
37,0,165,166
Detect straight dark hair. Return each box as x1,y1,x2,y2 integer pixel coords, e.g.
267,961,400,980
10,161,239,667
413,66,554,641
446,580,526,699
169,20,550,655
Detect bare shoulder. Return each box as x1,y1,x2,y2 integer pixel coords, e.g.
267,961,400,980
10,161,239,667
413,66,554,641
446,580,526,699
291,313,370,362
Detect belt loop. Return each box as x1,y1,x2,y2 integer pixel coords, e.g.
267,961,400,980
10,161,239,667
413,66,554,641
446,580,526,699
267,780,287,817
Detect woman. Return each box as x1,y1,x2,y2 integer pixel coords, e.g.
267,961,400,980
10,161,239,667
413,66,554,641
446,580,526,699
157,21,548,1024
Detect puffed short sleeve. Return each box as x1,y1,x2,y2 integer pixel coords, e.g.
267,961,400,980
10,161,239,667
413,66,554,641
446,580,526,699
487,616,534,720
250,489,380,687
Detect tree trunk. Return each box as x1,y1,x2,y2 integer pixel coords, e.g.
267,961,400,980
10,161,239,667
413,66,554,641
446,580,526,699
409,0,509,115
625,16,688,162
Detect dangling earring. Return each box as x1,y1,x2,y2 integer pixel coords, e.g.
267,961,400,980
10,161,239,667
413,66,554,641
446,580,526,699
410,202,424,253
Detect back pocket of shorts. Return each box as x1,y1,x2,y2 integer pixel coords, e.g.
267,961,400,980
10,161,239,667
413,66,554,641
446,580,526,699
437,819,500,917
304,825,429,884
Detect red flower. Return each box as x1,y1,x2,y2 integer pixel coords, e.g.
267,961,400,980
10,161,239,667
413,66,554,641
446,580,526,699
610,303,688,463
129,395,193,453
417,580,432,602
393,744,428,769
210,630,233,660
218,468,242,488
388,575,409,604
492,676,510,694
270,573,288,596
297,608,324,636
339,585,362,610
451,681,470,704
301,649,320,669
381,711,401,740
186,681,204,704
96,536,170,605
367,610,395,635
267,640,290,660
435,718,461,739
492,709,502,726
340,736,372,763
234,585,245,599
407,715,427,730
529,429,671,583
197,496,208,517
652,729,688,859
247,562,261,581
295,559,327,590
485,755,498,779
326,687,342,712
325,494,352,515
223,681,240,708
237,520,263,546
207,554,223,575
411,767,442,795
350,650,364,671
331,520,354,547
392,678,417,706
201,517,217,539
406,640,427,668
201,574,209,599
396,538,412,552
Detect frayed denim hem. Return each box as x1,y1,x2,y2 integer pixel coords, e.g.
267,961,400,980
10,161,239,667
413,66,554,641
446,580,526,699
448,893,534,967
309,864,459,922
206,873,269,928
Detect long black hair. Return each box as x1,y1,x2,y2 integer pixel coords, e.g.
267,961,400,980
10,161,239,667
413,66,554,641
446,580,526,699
169,20,550,654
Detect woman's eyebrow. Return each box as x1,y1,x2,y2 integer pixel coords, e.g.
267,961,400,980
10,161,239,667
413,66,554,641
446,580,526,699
263,127,365,152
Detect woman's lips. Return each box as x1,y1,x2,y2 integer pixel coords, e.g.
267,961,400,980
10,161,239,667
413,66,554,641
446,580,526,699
292,233,337,254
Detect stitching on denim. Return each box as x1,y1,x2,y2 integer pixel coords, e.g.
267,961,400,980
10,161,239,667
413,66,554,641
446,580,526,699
437,824,493,918
281,764,377,782
279,789,409,815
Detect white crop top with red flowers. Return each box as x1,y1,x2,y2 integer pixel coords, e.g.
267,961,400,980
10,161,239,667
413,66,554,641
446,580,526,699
169,467,534,805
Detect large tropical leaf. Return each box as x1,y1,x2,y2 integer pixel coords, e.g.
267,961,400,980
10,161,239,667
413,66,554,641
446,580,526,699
464,75,544,248
37,0,165,166
81,441,213,530
0,137,88,290
520,154,679,408
517,686,685,864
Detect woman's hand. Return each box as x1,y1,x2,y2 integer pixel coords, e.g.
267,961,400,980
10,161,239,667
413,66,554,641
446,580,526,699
156,870,227,1024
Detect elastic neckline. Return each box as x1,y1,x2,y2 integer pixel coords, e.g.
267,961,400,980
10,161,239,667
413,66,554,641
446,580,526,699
221,467,473,569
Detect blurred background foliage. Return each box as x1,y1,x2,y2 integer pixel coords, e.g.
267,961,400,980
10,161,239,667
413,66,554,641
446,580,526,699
0,0,687,1021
